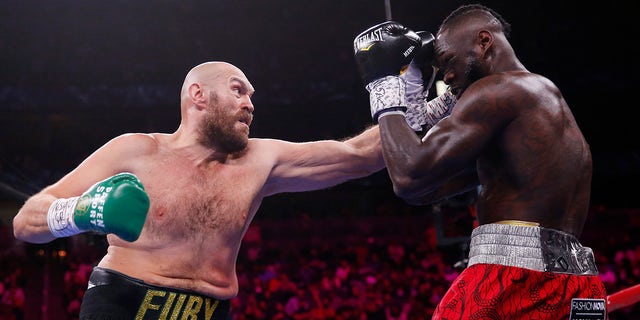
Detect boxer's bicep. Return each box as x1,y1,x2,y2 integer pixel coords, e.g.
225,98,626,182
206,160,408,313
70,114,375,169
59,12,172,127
51,133,155,197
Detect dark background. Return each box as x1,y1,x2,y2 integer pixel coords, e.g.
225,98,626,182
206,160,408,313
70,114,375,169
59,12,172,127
1,0,638,208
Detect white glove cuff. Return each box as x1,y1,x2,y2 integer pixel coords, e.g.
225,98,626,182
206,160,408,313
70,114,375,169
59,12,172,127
423,90,457,127
405,101,427,131
405,90,457,132
366,76,407,121
401,62,424,97
47,197,82,238
378,110,406,121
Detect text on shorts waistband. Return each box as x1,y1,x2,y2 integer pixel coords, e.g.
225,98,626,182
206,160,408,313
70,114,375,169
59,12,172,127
88,267,229,320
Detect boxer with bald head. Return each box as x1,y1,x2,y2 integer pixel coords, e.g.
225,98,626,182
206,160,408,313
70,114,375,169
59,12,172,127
354,4,607,319
13,61,385,319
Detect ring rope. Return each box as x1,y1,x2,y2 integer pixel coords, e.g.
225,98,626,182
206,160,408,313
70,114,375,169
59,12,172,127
607,283,640,313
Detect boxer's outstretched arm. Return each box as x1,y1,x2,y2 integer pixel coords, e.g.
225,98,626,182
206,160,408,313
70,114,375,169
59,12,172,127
260,125,384,196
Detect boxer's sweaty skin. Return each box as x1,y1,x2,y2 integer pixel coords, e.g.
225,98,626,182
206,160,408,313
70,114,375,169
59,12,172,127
99,135,269,299
12,61,384,300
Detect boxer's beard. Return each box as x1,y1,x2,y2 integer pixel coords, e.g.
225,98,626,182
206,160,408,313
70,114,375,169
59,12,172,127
464,57,483,86
199,92,248,153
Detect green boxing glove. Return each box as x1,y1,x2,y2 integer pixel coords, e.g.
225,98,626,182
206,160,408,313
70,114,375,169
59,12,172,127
47,172,150,242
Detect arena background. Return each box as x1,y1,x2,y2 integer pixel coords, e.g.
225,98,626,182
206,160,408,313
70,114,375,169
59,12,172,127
0,1,638,319
1,0,637,208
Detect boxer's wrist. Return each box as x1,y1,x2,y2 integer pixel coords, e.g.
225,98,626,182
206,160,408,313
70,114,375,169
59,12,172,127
367,76,408,122
378,110,406,121
423,90,457,129
47,197,83,238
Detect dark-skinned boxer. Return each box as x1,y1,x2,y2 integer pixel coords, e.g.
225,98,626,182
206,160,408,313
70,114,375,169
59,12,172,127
354,5,607,319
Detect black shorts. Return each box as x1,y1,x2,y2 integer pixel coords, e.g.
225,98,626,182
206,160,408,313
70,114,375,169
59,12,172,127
79,267,230,320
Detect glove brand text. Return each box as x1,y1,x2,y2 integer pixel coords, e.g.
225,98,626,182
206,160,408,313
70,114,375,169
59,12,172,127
353,27,383,52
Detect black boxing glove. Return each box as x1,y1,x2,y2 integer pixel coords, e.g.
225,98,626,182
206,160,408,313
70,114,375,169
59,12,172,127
403,31,457,132
353,21,421,122
402,31,440,131
403,32,436,103
413,31,438,93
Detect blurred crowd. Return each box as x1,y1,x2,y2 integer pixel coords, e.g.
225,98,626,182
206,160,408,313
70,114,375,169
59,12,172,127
1,151,639,319
0,222,26,320
1,203,639,320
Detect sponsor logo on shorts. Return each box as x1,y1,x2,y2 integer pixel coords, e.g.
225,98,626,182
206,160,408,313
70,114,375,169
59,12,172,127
569,298,606,320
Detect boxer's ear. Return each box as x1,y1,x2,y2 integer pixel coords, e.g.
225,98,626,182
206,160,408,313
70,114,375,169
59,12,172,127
189,83,207,108
477,30,493,56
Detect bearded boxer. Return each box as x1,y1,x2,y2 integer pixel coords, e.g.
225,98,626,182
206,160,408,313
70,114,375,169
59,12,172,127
354,5,607,320
13,61,388,319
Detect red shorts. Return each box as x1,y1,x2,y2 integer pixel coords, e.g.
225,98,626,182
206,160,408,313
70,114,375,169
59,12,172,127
432,263,607,319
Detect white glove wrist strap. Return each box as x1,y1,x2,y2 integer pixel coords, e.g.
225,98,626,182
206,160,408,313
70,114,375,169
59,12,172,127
366,76,407,121
47,197,82,238
405,90,457,132
401,62,424,97
423,91,457,126
378,110,406,120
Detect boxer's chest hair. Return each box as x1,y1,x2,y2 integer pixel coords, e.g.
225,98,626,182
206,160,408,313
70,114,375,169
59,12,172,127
145,155,258,242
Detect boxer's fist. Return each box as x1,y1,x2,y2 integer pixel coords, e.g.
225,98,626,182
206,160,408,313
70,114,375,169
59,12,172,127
402,31,438,131
354,21,421,122
353,21,421,85
413,31,437,91
47,172,150,242
402,32,436,98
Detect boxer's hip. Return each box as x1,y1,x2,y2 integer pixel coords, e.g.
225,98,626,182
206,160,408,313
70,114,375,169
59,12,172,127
467,221,598,275
80,267,230,320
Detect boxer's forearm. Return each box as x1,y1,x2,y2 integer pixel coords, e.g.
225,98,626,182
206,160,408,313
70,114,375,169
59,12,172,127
13,192,58,243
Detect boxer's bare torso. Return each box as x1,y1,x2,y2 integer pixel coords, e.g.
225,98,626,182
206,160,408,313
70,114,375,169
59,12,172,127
12,61,383,302
94,126,382,299
98,133,282,299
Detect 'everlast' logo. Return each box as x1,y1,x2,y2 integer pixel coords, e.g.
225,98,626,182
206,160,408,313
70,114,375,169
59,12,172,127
136,289,220,320
354,27,384,52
